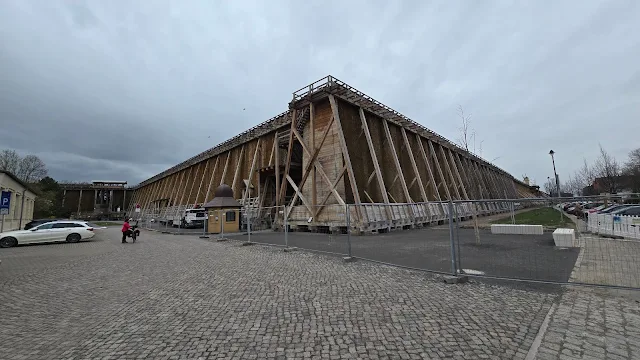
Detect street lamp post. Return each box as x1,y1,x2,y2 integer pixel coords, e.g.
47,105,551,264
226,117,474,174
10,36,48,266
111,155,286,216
549,150,561,198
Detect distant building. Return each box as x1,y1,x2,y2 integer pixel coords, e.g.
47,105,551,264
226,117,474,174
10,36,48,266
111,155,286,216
583,175,636,196
0,170,37,231
59,180,134,220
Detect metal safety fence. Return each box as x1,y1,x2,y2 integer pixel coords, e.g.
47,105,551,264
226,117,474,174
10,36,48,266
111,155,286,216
133,194,640,290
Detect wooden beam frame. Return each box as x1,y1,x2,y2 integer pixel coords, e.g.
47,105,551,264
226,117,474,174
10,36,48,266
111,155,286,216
287,112,337,217
401,128,428,203
278,109,297,206
193,158,211,205
416,135,442,203
203,156,220,203
231,144,245,196
310,102,317,208
329,95,362,224
243,139,261,204
439,146,462,200
219,152,231,186
427,140,452,201
382,119,412,203
184,162,203,208
360,108,390,205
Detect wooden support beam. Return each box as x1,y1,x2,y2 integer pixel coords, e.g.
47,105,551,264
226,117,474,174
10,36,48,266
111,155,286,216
439,146,462,200
382,119,411,203
279,109,297,206
427,140,452,201
329,95,362,207
274,131,280,208
310,102,317,208
220,152,231,186
166,171,185,208
268,132,277,166
315,164,348,218
285,174,314,219
401,128,428,203
447,149,470,200
366,171,376,187
184,162,203,208
360,108,390,205
286,116,336,217
243,139,261,204
194,158,211,205
416,135,442,202
231,144,245,196
204,156,220,203
176,166,193,208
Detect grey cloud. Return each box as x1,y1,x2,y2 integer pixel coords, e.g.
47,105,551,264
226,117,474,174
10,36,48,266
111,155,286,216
1,1,639,187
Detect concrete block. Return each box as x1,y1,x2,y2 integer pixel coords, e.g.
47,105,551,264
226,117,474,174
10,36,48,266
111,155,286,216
552,228,575,247
342,256,356,263
242,241,255,246
490,224,544,235
283,247,298,252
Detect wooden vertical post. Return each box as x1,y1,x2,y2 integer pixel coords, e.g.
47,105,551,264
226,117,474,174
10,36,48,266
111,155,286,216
309,103,317,208
279,109,297,206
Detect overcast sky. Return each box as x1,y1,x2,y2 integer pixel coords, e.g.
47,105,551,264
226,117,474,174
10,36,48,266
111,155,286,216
1,1,639,188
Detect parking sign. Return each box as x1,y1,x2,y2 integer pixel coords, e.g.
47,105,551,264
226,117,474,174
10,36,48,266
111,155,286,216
0,190,10,215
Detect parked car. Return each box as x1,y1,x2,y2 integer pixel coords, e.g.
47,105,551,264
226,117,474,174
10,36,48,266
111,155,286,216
0,220,96,248
610,206,640,217
23,218,67,230
598,205,630,214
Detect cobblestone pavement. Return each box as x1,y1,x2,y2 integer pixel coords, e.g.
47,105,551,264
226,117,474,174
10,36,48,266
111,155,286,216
0,227,558,359
535,287,640,360
570,235,640,288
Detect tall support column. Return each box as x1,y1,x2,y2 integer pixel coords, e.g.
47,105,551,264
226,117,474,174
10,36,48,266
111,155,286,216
77,189,83,216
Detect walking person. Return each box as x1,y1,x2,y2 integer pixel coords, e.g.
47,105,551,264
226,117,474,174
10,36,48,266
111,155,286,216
121,218,132,243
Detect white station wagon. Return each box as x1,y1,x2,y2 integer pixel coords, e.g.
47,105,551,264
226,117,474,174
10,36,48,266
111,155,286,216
0,220,97,248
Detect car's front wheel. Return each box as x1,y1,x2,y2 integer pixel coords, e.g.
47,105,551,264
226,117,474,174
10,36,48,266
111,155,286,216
66,233,81,243
0,237,18,248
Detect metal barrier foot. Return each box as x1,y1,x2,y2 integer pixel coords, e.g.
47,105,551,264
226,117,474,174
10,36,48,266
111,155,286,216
242,241,255,246
443,275,469,284
283,247,298,252
342,256,356,263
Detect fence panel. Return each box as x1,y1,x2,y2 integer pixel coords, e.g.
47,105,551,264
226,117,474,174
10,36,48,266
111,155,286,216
451,197,640,289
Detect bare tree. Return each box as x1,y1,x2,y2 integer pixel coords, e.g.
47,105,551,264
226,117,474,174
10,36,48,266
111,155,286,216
623,148,640,192
456,105,472,152
563,159,596,195
17,155,48,183
592,144,621,193
0,149,48,183
0,149,21,174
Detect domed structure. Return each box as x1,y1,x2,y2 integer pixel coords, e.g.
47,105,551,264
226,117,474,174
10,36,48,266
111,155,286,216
214,184,234,198
203,184,241,209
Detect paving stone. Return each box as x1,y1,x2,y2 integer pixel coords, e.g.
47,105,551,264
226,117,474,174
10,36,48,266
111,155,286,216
535,287,640,359
1,228,558,359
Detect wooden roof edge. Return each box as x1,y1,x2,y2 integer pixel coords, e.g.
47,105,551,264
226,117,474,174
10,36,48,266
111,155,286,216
133,111,292,189
289,76,516,179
